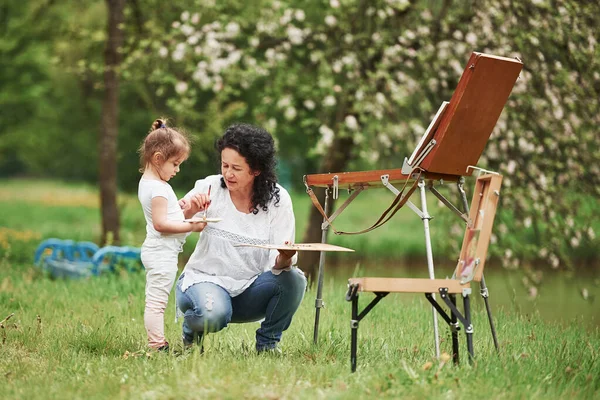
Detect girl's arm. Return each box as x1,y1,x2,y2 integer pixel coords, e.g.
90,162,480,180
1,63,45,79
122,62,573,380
152,197,205,233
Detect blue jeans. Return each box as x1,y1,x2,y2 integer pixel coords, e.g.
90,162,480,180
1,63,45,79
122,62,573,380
176,268,307,351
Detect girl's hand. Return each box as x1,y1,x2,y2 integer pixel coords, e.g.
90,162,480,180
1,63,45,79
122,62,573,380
179,198,190,211
189,221,207,233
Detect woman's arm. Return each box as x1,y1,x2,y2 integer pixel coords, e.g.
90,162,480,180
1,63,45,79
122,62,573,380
269,188,298,270
273,247,296,270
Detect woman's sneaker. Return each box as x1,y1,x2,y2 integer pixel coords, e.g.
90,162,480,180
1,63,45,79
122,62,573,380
182,333,204,353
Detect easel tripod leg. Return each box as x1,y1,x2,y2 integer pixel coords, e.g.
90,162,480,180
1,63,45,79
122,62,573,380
418,179,441,358
463,293,474,363
450,294,460,365
350,292,359,373
480,275,500,351
313,189,330,344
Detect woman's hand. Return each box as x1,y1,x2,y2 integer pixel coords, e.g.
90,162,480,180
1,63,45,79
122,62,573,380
190,193,211,213
273,242,296,270
181,192,211,219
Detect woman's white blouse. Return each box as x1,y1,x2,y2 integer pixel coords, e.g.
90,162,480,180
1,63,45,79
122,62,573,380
179,175,299,296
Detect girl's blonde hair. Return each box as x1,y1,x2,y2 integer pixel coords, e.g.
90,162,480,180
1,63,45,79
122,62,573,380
138,118,191,173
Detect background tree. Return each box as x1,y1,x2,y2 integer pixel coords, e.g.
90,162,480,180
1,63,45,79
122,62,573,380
99,0,125,245
143,0,599,278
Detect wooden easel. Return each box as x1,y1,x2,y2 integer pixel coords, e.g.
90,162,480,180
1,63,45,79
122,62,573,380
303,52,523,366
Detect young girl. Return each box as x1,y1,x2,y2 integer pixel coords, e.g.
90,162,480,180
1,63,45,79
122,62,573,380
137,118,207,351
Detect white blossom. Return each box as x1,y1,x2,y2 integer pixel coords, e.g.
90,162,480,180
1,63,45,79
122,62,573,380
303,99,316,110
265,48,276,60
284,107,297,120
286,26,304,45
264,118,277,133
345,115,359,130
180,24,194,37
379,133,392,148
175,81,188,94
332,60,343,73
466,32,477,45
294,9,305,21
330,0,340,8
319,125,334,146
277,96,292,108
172,43,186,61
325,15,337,26
570,236,580,248
323,95,337,107
225,22,240,36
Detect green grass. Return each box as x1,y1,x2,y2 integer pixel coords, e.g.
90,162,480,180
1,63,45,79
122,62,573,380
1,263,599,399
1,178,599,398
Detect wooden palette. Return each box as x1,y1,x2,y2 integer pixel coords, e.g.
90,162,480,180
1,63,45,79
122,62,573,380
233,243,354,252
183,218,223,223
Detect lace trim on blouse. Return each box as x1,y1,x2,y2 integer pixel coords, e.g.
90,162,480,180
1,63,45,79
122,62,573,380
203,226,269,246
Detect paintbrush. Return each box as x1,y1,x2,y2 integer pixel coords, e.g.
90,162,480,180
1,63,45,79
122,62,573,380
203,185,211,221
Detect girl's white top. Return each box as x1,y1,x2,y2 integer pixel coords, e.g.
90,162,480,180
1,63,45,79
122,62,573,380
180,175,298,297
138,178,188,242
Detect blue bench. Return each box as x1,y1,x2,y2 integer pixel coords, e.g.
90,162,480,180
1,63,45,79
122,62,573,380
34,239,142,279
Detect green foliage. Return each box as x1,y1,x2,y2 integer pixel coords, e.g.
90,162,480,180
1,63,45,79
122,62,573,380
142,0,599,271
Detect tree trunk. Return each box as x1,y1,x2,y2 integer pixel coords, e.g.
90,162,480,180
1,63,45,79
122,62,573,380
299,134,354,282
99,0,125,245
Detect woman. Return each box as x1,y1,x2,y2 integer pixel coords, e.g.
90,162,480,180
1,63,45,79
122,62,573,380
176,123,307,353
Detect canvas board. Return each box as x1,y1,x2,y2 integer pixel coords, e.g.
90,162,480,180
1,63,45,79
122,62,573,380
407,101,449,166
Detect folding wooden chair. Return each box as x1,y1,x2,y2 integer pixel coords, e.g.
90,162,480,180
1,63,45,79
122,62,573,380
303,52,522,368
345,173,502,371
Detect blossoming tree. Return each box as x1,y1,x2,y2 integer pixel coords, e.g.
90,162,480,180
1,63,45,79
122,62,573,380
141,0,599,279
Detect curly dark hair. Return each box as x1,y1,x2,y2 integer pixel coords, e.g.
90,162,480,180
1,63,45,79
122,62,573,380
216,123,280,214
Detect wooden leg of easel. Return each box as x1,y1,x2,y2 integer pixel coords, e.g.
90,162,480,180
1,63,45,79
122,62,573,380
313,189,330,344
480,275,500,351
418,179,441,358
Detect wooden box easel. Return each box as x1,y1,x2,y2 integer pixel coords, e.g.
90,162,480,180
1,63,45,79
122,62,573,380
303,52,523,370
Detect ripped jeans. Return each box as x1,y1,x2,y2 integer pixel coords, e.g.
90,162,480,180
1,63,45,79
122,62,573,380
175,268,307,351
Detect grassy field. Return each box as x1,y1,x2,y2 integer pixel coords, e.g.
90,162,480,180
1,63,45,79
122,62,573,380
1,178,599,399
